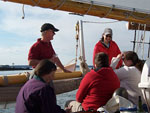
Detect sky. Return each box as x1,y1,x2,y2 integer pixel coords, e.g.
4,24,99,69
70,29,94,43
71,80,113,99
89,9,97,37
0,1,150,66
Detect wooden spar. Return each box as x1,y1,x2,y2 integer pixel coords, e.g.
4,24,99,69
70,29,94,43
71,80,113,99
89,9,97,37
128,22,150,31
3,0,150,24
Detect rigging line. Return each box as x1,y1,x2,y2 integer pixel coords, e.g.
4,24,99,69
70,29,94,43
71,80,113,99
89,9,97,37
83,1,93,15
30,0,41,6
142,24,146,59
49,0,66,10
75,21,80,64
130,8,150,20
101,5,115,18
54,0,66,10
123,10,133,19
136,23,141,53
22,4,25,19
82,20,120,24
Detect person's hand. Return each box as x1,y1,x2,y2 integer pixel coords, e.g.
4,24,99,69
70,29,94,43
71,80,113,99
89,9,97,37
65,105,72,113
116,53,124,60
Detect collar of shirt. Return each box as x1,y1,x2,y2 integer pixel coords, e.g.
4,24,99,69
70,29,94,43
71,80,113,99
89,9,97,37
37,38,50,46
34,75,46,83
101,41,110,48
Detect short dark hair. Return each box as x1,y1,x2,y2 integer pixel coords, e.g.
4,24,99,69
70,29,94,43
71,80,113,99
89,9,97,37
34,59,57,77
94,52,109,68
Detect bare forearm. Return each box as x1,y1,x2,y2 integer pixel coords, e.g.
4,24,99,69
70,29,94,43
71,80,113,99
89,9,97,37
28,59,40,67
54,57,65,71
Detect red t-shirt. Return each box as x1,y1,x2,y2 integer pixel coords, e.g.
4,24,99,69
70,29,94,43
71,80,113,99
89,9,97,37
28,38,55,61
93,40,122,68
76,67,120,111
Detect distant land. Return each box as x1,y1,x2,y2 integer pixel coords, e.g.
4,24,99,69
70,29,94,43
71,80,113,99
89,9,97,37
0,65,93,71
0,65,32,71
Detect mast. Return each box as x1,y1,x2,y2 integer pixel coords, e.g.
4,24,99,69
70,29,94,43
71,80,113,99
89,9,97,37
79,20,86,62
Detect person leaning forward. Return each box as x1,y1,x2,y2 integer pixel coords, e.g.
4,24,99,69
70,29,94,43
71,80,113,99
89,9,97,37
15,60,71,113
28,23,71,72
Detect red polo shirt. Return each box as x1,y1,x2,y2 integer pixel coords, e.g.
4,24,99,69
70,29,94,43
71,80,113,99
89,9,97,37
28,38,55,61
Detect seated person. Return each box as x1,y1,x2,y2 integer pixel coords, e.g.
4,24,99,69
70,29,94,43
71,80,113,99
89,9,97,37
15,60,71,113
66,52,120,112
111,51,144,106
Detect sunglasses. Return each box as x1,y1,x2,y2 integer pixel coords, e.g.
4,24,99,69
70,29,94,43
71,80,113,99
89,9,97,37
106,35,112,38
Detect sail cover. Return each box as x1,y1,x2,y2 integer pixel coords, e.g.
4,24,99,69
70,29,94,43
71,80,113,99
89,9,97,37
73,0,150,14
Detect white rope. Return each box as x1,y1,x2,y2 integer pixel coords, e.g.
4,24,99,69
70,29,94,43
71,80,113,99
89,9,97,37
75,21,79,64
140,33,144,59
142,24,146,59
136,23,141,53
82,20,121,24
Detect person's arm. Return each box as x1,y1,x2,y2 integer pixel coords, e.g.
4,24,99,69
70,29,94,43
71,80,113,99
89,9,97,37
50,55,71,73
110,53,122,69
28,59,40,67
115,44,123,68
93,44,100,68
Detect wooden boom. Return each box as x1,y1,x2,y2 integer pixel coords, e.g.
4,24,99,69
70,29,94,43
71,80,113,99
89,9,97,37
3,0,150,24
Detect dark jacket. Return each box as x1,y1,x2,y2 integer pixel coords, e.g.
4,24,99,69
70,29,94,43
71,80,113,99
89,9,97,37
15,78,65,113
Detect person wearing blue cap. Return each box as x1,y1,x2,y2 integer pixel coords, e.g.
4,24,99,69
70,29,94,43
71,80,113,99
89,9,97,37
28,23,70,72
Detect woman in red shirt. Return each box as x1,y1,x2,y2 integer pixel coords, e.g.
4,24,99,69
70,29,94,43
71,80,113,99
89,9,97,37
93,28,122,69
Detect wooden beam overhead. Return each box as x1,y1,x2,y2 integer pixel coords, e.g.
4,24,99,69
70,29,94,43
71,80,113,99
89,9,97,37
128,22,150,31
3,0,150,24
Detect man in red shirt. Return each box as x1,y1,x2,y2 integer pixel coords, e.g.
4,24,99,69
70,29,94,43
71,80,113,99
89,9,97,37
28,23,70,72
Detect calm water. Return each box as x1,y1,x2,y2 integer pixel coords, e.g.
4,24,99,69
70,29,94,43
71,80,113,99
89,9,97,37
0,70,78,113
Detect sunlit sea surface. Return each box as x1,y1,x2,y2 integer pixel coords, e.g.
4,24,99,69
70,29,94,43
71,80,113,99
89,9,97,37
0,69,79,113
